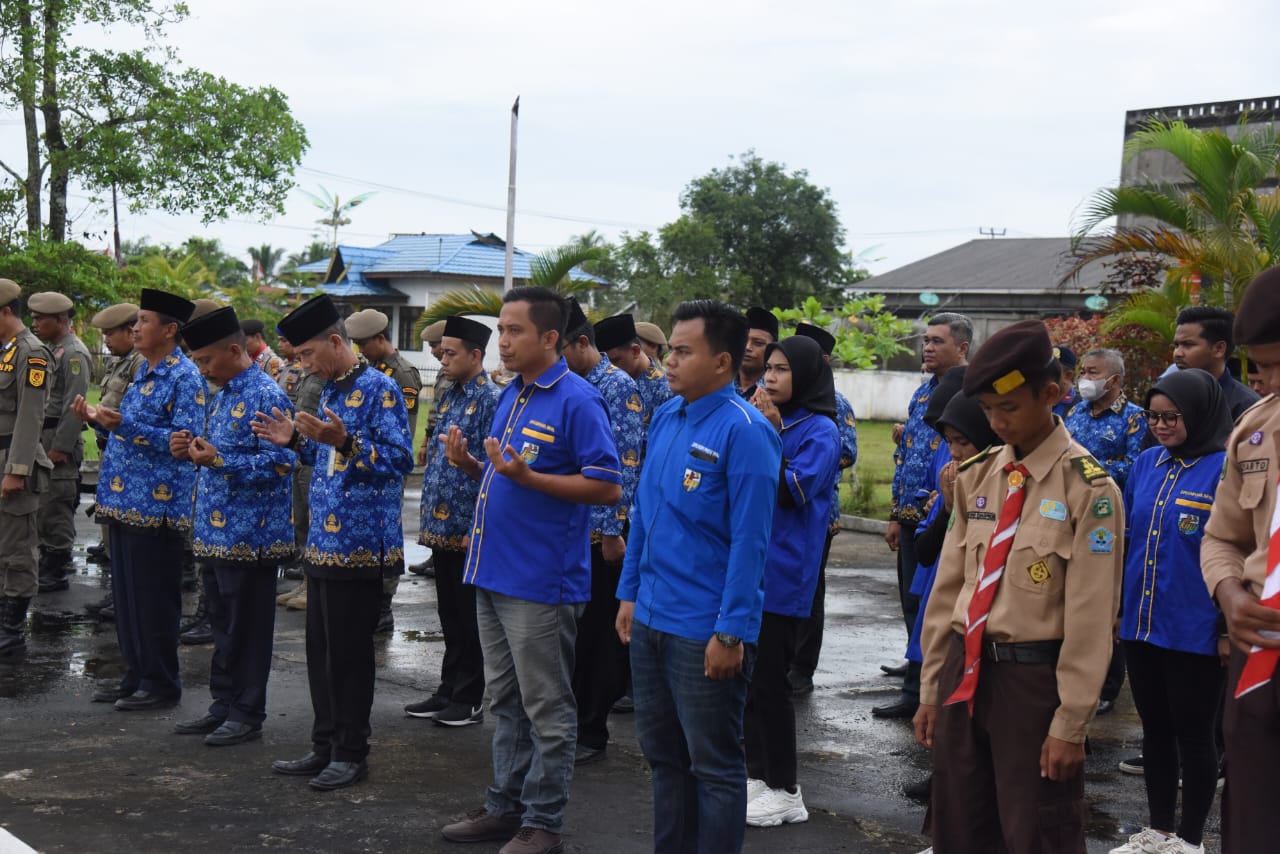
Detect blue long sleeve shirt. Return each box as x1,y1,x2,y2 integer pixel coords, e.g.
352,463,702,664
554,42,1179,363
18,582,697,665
891,375,939,523
1064,394,1146,489
1119,446,1225,656
617,383,782,643
584,355,644,538
827,391,858,528
418,371,500,551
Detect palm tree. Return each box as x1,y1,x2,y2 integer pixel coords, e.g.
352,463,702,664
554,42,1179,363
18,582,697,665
1068,118,1280,308
248,244,285,283
133,253,217,300
413,245,608,339
285,241,332,271
299,186,375,250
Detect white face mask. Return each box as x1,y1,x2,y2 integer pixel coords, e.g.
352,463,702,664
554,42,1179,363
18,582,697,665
1078,375,1115,402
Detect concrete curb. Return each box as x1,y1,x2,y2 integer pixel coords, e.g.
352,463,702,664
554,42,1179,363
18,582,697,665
839,514,889,535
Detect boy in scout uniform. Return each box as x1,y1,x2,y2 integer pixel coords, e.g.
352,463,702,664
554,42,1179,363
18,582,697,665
345,308,420,633
914,319,1124,853
1200,266,1280,852
0,279,53,657
28,291,91,593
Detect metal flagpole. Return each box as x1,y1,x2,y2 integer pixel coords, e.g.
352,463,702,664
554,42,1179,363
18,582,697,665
503,96,520,293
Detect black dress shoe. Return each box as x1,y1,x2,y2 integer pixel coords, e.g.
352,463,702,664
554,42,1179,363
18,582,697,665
37,574,69,593
114,690,178,711
205,721,262,746
903,775,932,803
174,713,225,734
309,760,368,791
92,683,131,703
272,751,330,776
871,697,919,719
1096,698,1115,715
788,671,815,697
179,622,214,645
880,663,908,677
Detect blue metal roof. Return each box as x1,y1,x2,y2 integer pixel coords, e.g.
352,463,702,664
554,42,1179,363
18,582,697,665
305,245,406,299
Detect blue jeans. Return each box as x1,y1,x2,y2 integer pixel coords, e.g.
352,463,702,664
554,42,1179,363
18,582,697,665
476,588,582,833
630,621,755,854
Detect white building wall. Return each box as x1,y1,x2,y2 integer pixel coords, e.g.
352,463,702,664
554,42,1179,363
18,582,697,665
834,369,927,422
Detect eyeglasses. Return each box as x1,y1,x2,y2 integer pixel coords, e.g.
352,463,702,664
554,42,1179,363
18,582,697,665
1142,410,1182,426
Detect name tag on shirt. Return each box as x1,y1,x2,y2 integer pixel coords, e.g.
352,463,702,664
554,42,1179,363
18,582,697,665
689,443,719,463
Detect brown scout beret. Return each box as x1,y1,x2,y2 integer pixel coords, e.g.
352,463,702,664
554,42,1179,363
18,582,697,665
963,319,1054,396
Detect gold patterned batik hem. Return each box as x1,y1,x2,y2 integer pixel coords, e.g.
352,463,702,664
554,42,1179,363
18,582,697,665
419,533,467,551
95,506,191,534
303,545,406,569
193,539,297,563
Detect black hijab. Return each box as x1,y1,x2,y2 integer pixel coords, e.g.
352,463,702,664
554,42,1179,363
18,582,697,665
935,391,1001,453
764,336,837,419
1145,368,1233,459
924,365,967,431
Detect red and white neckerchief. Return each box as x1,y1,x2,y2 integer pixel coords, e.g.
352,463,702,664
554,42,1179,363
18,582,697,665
1234,466,1280,699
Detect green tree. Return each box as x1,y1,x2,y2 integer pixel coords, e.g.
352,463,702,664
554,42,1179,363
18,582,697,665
0,0,308,242
771,294,912,369
285,241,332,271
300,186,374,250
248,244,285,283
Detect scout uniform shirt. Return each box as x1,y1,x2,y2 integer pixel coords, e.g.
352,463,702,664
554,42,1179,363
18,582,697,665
95,347,206,532
41,330,91,469
0,329,53,493
418,371,500,551
463,358,622,605
191,365,296,564
373,350,422,438
584,356,644,543
94,349,145,449
294,362,414,577
1064,393,1145,489
919,420,1124,744
1202,395,1280,601
892,374,940,524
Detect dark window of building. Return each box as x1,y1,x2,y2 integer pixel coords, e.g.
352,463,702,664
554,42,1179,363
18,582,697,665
399,307,424,352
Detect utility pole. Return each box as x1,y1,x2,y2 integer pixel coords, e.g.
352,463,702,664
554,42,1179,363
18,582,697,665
503,97,520,293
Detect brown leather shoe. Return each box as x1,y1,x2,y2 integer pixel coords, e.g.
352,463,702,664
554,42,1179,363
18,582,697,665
441,808,521,843
499,827,563,854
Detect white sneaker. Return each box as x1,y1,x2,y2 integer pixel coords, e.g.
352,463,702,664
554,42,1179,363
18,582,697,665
746,778,768,803
1108,828,1173,854
1154,838,1203,854
745,785,809,827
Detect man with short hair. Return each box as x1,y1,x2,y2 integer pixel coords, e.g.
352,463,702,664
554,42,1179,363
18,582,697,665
562,299,644,765
170,307,295,746
404,315,499,727
441,286,621,854
616,299,782,853
71,289,205,709
28,292,91,594
345,308,422,633
0,279,53,657
1064,348,1145,490
1173,305,1260,420
878,312,971,719
253,294,414,792
736,307,778,399
241,318,284,380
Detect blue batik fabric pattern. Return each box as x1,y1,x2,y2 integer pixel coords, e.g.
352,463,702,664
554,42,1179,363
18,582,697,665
1063,394,1145,489
295,364,415,574
635,359,674,431
891,375,939,523
96,347,206,533
418,370,500,550
828,391,859,529
192,365,297,563
586,356,644,538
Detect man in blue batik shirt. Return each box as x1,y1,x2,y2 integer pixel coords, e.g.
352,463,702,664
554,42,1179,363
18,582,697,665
441,287,621,854
404,315,500,727
253,294,414,793
169,307,295,746
616,300,782,854
562,299,645,766
1051,345,1079,419
878,312,970,719
1064,348,1145,490
71,288,205,711
596,312,674,436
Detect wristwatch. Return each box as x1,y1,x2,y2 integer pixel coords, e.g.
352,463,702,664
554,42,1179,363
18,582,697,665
714,632,741,648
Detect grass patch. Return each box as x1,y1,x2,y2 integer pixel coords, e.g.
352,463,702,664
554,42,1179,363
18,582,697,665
839,419,896,519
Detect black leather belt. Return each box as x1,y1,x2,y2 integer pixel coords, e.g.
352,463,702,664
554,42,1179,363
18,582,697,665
43,416,59,429
983,640,1061,665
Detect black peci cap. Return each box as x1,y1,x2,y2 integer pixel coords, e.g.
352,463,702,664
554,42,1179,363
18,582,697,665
1052,344,1077,371
139,288,196,324
1235,265,1280,346
745,307,779,341
277,294,340,346
963,320,1054,396
594,314,637,352
183,306,242,350
443,315,492,349
794,322,836,356
565,297,590,339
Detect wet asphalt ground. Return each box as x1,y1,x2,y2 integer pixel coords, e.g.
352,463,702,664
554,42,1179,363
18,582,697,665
0,491,1216,853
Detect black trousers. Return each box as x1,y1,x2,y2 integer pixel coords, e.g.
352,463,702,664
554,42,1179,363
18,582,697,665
205,560,278,726
744,611,801,790
305,573,381,763
792,528,836,679
1123,640,1223,846
1100,640,1127,703
110,522,184,698
574,541,628,750
897,521,922,699
432,548,483,706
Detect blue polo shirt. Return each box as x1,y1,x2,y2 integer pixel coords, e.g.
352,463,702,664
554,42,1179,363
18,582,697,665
764,407,841,617
617,382,783,642
1119,446,1225,656
464,358,621,605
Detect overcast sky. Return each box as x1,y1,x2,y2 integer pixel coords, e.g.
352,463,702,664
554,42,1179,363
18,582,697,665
25,0,1280,276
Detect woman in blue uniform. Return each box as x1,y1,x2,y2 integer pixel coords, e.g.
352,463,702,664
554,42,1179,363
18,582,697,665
1110,368,1233,854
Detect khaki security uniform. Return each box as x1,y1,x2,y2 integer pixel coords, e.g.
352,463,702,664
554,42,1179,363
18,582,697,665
1201,394,1280,852
920,421,1123,851
0,329,53,597
37,330,91,553
278,357,324,550
373,350,420,596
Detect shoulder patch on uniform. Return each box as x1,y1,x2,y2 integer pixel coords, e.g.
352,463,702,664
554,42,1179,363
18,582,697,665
1091,497,1113,518
26,356,47,388
1071,455,1109,484
957,446,994,472
70,358,82,375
